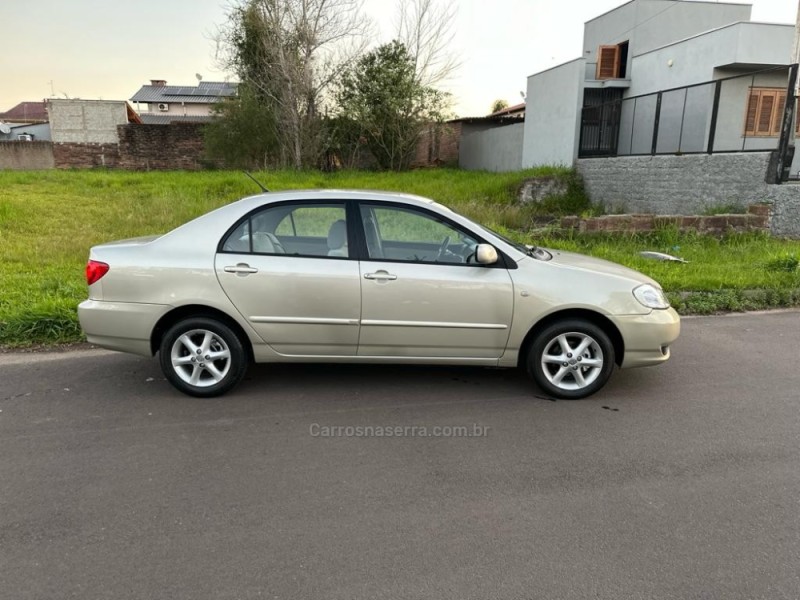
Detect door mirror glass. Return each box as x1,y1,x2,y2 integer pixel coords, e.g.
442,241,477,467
476,244,498,265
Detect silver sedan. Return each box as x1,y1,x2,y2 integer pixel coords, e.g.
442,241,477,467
78,190,679,399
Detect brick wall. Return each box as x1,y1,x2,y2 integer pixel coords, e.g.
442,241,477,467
52,142,120,168
50,122,211,170
116,122,210,170
411,122,462,168
559,204,771,235
0,141,55,169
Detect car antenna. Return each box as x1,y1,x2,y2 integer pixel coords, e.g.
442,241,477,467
243,171,269,193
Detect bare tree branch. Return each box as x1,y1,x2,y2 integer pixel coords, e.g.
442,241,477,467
396,0,459,87
216,0,373,168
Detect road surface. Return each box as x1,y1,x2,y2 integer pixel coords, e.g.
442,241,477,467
1,311,798,599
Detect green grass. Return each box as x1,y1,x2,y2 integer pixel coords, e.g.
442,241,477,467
517,228,800,292
701,203,747,216
1,168,799,346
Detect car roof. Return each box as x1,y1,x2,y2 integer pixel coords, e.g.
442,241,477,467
153,187,526,263
232,189,452,212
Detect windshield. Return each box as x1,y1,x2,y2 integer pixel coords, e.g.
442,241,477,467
475,223,530,254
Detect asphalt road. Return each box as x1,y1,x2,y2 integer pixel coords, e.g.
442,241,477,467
1,311,798,600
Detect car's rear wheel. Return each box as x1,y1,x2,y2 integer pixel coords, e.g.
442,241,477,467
159,317,248,397
527,319,615,399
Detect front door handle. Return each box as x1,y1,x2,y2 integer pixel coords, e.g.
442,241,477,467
364,271,397,281
224,264,259,274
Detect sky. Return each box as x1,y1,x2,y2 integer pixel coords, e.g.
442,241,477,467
1,0,796,118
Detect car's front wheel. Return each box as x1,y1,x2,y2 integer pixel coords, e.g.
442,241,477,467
527,319,615,399
159,317,248,397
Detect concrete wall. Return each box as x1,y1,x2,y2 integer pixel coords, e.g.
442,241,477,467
523,59,585,168
459,123,523,172
583,0,752,78
594,21,796,167
49,99,129,144
627,23,794,97
0,141,55,169
576,152,784,212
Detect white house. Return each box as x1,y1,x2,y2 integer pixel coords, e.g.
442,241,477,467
522,0,798,174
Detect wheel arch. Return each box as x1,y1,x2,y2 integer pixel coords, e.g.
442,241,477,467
150,305,254,362
517,308,624,368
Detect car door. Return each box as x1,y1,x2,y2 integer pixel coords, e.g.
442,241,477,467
356,203,514,359
215,201,361,356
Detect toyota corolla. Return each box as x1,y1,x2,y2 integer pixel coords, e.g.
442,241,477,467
78,190,679,399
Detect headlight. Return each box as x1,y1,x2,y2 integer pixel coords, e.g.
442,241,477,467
633,284,670,309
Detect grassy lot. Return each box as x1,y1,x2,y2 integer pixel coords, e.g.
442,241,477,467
1,168,799,346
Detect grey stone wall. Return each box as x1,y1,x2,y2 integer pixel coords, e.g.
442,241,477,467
576,153,800,238
769,184,800,238
576,153,775,213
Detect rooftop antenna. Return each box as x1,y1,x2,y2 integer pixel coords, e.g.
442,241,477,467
243,171,269,192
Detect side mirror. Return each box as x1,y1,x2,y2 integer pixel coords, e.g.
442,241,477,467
476,244,498,265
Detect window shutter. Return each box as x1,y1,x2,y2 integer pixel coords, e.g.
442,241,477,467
745,92,760,135
745,88,796,137
772,93,786,136
596,46,620,80
794,95,800,135
756,93,775,135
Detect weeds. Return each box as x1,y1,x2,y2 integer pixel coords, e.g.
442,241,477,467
1,169,800,346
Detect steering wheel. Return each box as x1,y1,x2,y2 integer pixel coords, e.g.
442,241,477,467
436,236,451,261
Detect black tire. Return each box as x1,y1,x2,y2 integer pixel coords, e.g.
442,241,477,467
527,319,615,400
159,317,248,398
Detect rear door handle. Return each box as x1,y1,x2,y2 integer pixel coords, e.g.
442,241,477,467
224,264,258,274
364,271,397,281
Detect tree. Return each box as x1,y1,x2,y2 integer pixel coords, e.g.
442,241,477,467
491,99,509,114
396,0,459,87
204,83,280,169
217,0,371,168
336,40,449,170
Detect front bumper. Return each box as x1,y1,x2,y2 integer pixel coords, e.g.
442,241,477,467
78,300,171,356
612,307,680,369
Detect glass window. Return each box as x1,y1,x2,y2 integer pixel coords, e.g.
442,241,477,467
360,205,479,264
221,203,349,258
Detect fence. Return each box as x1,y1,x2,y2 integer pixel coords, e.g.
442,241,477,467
579,65,798,160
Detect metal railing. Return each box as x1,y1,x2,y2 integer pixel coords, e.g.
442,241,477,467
579,65,797,159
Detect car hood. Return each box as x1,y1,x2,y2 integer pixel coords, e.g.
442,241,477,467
543,248,659,286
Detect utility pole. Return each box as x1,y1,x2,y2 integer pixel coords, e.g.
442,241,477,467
770,2,800,184
794,0,800,96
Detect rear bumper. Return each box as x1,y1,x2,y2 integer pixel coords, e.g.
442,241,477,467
612,308,681,369
78,300,171,357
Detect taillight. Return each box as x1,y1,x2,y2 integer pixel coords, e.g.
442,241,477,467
86,260,110,285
